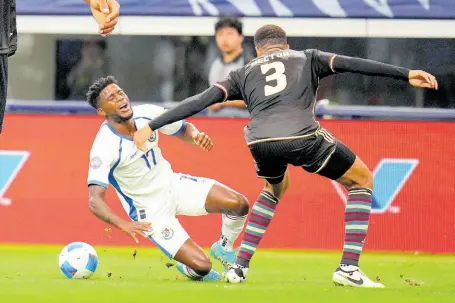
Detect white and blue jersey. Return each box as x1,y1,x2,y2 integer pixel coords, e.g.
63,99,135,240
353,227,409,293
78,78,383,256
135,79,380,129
87,104,185,219
87,104,217,259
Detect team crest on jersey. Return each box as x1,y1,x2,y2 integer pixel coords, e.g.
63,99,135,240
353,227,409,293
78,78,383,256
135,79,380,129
148,131,157,143
90,156,102,169
161,228,174,240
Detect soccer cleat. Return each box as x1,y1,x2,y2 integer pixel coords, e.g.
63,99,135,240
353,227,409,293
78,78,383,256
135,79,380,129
225,265,248,283
175,262,221,281
332,264,385,288
210,241,237,272
202,269,222,281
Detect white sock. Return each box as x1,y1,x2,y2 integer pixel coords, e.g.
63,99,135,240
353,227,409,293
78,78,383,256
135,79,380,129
220,214,247,251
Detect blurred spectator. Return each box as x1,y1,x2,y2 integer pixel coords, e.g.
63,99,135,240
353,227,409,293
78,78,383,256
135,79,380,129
206,17,253,117
66,39,109,100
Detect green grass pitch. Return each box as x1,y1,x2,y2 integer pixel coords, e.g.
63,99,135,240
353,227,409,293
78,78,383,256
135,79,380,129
0,245,454,303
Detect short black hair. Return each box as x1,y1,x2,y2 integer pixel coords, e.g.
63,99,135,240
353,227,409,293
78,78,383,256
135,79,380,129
254,24,287,49
215,17,242,35
86,76,118,109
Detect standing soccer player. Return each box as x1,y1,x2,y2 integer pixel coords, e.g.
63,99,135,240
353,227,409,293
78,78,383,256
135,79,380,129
86,76,249,281
134,25,438,287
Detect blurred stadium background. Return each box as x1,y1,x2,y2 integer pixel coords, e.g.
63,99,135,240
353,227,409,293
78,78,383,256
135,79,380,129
1,1,455,302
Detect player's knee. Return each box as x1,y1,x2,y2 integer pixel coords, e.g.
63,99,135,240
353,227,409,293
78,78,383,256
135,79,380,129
282,171,291,192
231,193,249,216
353,169,373,190
191,255,212,275
264,171,289,199
237,194,250,216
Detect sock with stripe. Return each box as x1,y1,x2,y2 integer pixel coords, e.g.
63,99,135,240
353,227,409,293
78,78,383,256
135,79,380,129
340,187,373,267
220,214,247,251
236,190,279,268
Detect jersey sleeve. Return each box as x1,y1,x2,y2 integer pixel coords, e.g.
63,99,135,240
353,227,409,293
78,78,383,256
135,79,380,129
87,141,115,188
308,49,338,79
214,70,243,101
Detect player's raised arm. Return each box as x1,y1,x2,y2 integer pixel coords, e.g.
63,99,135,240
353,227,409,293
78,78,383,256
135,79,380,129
88,185,152,243
312,50,438,90
134,86,225,151
175,122,214,152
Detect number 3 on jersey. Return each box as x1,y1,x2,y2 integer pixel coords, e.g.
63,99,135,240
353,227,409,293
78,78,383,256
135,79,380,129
260,61,287,96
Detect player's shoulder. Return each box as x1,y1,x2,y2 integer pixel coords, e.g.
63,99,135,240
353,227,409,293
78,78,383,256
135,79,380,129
132,104,166,119
300,48,325,59
289,48,315,58
90,122,119,155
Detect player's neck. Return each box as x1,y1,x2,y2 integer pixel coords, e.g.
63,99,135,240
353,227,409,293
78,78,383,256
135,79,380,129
223,47,243,64
108,118,136,138
261,45,285,55
264,47,284,55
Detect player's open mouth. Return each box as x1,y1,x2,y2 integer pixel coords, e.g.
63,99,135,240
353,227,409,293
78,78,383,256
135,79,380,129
119,104,129,111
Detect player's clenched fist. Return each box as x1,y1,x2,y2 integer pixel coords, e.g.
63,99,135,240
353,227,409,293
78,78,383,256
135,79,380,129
117,221,152,244
192,132,213,151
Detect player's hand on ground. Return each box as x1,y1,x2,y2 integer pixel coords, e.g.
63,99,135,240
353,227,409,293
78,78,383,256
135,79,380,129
89,0,120,36
408,70,438,90
134,126,153,152
192,132,213,151
117,221,152,243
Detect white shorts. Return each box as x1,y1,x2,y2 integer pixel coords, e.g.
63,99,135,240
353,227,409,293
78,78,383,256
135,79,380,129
135,172,216,259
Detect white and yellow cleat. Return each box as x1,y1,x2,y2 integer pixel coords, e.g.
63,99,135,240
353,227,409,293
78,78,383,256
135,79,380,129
332,264,385,288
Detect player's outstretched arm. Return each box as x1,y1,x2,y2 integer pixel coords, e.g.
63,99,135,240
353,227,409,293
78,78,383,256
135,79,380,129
85,0,120,36
134,86,224,151
175,122,214,151
150,86,224,130
88,185,151,243
330,54,438,89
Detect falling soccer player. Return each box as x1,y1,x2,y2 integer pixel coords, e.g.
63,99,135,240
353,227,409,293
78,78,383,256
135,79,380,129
86,76,249,281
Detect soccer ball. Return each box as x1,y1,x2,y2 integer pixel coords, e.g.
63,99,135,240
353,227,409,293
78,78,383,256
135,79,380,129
59,242,98,279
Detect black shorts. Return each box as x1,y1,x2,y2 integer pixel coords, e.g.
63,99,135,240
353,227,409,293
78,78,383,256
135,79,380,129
248,128,356,181
0,54,8,133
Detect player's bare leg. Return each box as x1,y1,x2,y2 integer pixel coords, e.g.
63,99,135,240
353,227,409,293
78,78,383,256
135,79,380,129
226,170,290,283
204,182,249,216
174,239,221,281
332,156,384,288
204,183,250,271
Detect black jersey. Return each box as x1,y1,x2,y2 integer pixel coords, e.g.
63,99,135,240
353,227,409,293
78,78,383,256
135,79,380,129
216,49,336,144
147,48,409,144
0,0,17,56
